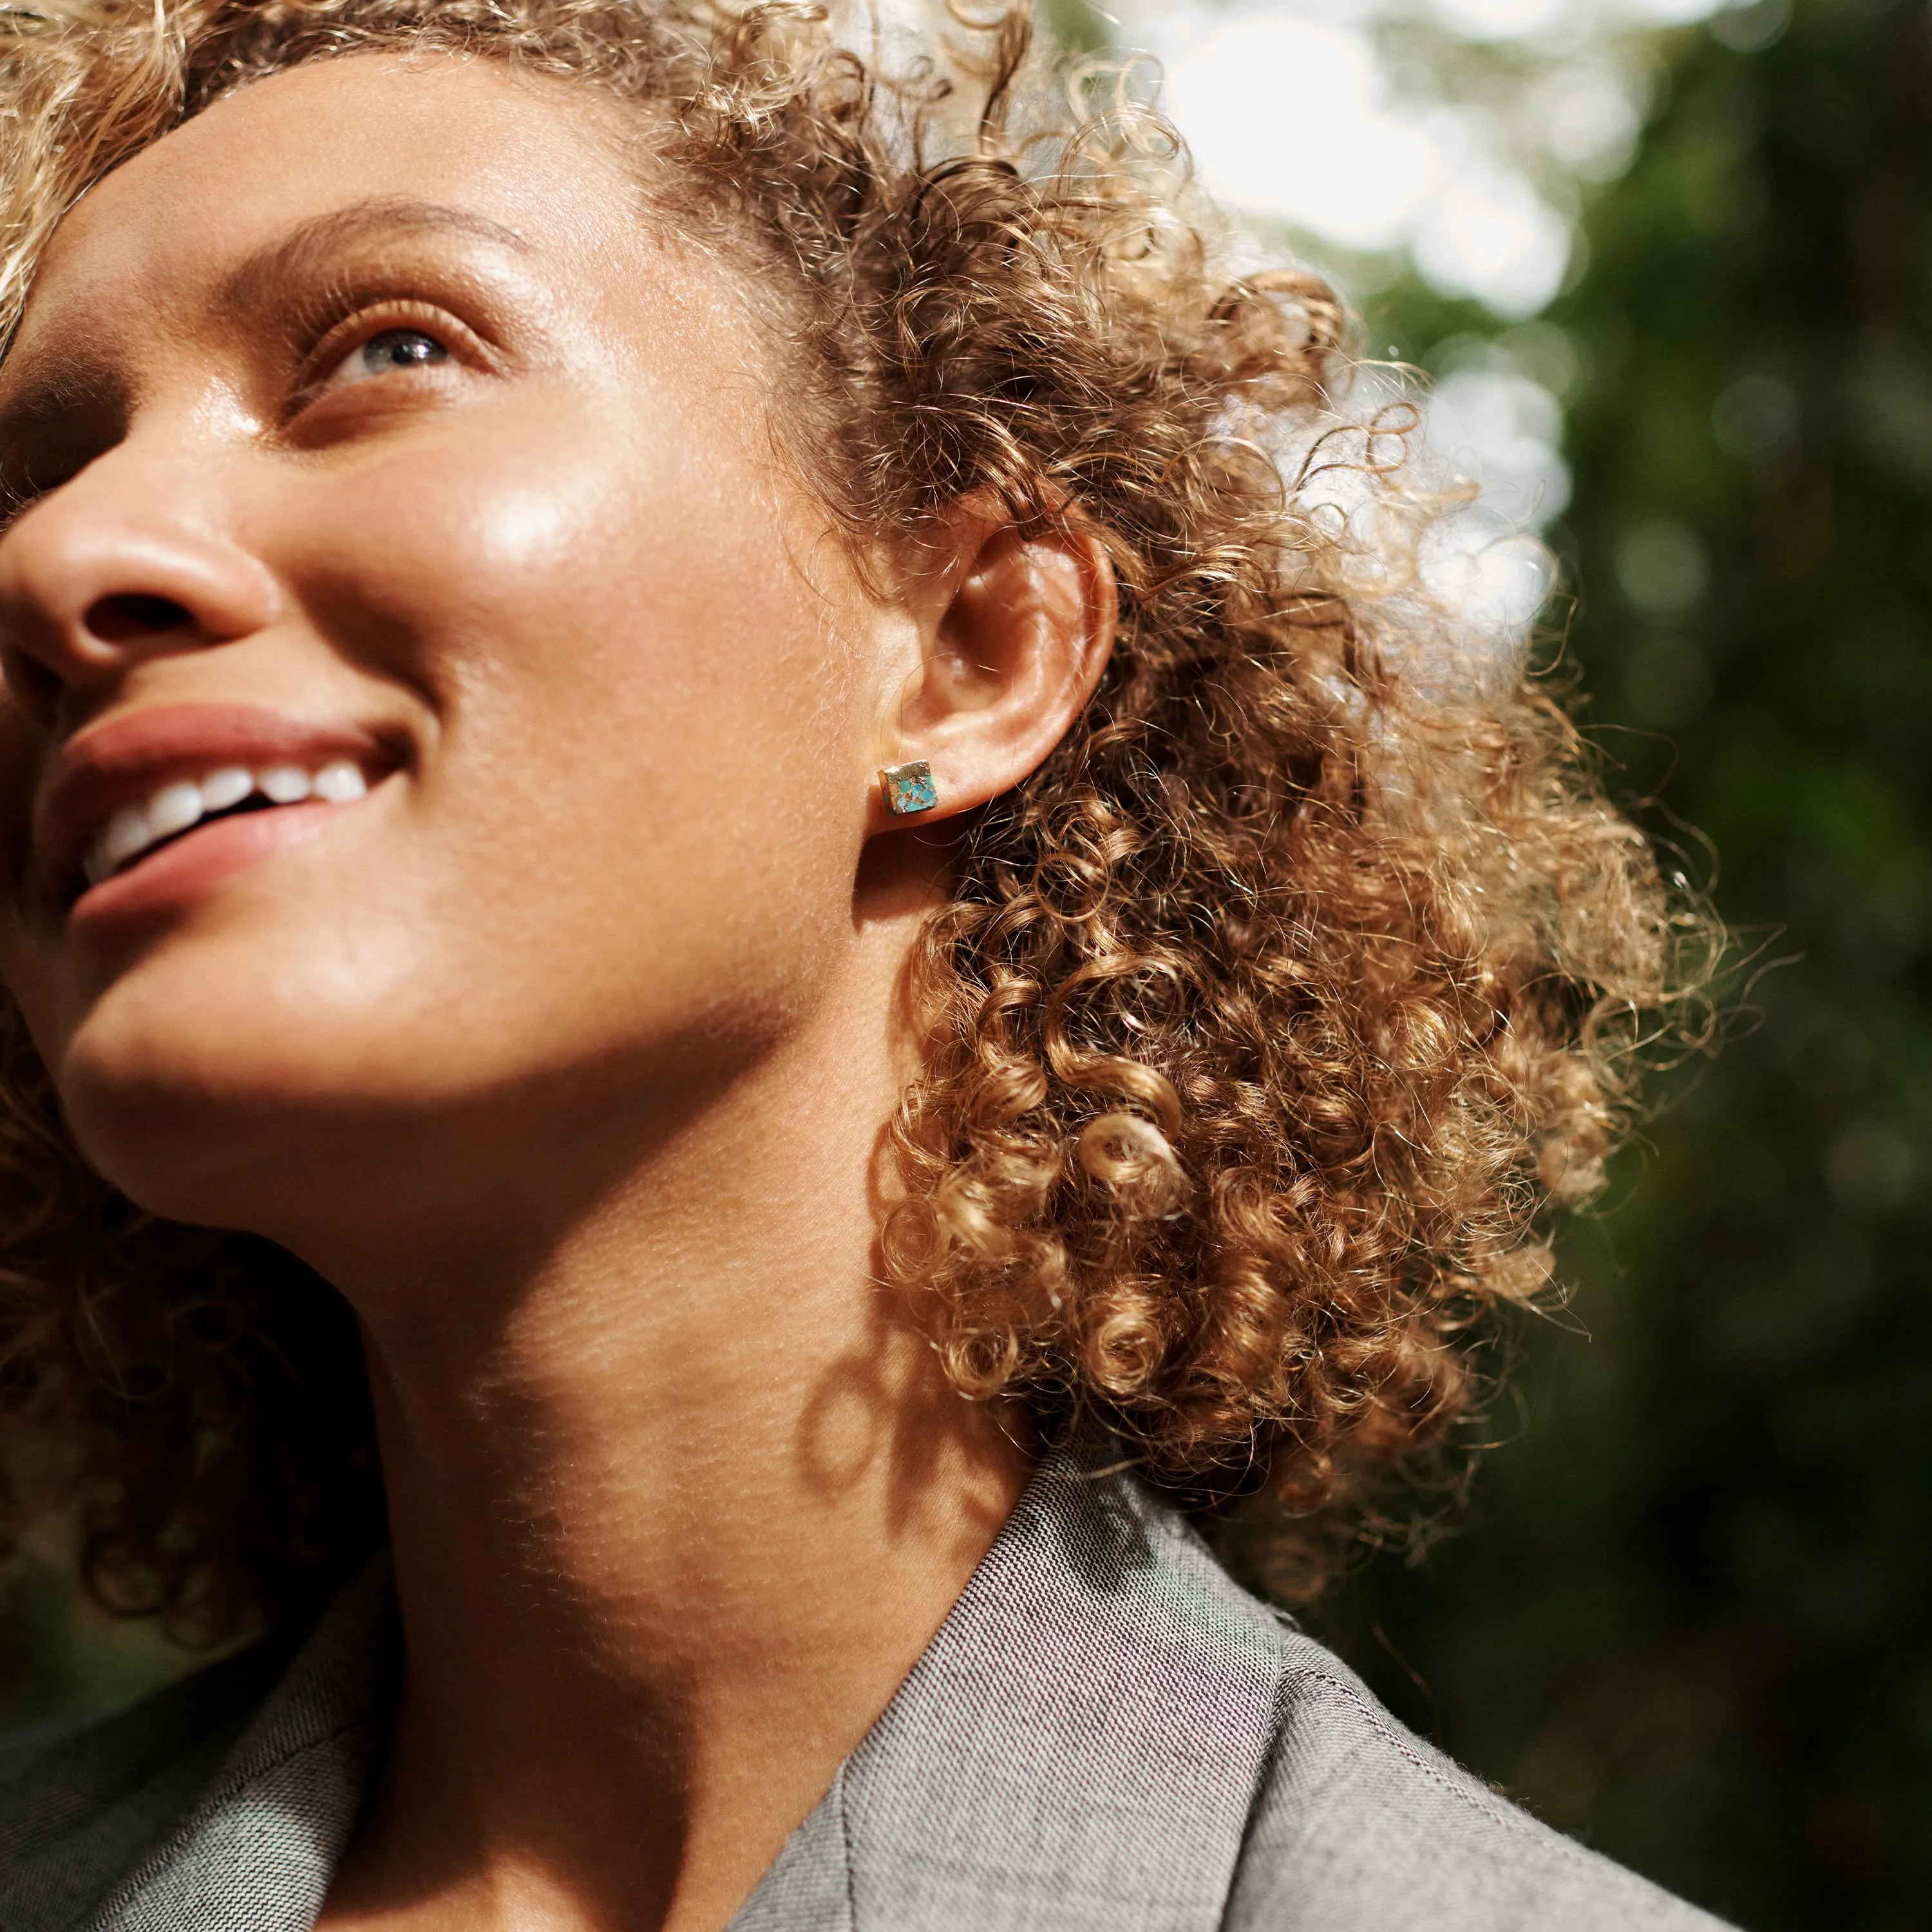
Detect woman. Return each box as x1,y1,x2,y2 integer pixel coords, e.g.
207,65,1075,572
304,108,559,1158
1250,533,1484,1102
0,2,1725,1927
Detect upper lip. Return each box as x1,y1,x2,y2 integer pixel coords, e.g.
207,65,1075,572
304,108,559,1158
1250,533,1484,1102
35,703,395,904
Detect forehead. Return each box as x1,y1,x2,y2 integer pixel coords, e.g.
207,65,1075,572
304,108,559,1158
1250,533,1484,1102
17,54,641,341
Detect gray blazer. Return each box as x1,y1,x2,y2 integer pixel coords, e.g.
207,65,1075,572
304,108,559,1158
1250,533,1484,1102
0,1435,1732,1932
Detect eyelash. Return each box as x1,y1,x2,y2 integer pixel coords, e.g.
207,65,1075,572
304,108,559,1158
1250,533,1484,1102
288,297,484,417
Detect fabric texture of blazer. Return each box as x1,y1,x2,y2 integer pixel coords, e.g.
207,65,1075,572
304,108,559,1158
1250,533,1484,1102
0,1432,1735,1931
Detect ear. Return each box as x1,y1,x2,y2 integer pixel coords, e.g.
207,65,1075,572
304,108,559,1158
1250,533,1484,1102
867,505,1117,836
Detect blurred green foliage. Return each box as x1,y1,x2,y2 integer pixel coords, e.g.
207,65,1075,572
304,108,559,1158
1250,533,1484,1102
0,1557,184,1736
1318,3,1932,1927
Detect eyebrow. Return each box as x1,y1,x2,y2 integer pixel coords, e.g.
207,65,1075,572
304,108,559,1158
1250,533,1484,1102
0,198,534,446
216,196,535,317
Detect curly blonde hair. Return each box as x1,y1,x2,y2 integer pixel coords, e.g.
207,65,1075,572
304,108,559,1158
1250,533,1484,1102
0,0,1708,1640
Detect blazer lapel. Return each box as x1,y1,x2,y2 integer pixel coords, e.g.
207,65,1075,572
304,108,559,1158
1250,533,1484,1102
82,1559,397,1932
732,1435,1287,1932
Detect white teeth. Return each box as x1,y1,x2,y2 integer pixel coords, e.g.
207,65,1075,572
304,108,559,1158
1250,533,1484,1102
258,766,312,806
80,757,375,890
312,761,367,804
200,767,254,813
85,804,154,888
146,781,205,842
99,804,154,873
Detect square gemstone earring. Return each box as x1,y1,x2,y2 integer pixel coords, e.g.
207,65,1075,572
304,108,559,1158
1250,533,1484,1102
880,760,939,816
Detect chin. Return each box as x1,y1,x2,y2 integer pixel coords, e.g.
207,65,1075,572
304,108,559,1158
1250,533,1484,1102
51,961,419,1232
61,1057,328,1235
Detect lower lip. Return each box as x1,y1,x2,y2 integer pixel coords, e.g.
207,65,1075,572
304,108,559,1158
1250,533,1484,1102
66,801,353,938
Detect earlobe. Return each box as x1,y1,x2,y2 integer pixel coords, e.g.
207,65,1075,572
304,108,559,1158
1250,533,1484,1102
869,512,1115,835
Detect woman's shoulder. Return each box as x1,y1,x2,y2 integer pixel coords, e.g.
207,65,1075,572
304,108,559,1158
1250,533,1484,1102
1226,1615,1729,1931
737,1439,1736,1931
1023,1449,1734,1930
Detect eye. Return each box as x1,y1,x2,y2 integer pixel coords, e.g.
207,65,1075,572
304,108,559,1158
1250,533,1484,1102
321,326,454,392
284,301,497,430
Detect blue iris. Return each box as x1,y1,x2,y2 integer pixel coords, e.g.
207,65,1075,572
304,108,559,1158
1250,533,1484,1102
361,329,448,375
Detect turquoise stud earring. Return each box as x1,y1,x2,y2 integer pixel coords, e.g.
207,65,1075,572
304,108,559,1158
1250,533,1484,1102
880,759,939,816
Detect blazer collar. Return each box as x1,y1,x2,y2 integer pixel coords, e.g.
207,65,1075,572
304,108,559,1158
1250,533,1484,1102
78,1559,397,1932
730,1431,1288,1932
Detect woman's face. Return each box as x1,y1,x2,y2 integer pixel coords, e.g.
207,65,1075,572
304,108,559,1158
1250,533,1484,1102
0,56,909,1240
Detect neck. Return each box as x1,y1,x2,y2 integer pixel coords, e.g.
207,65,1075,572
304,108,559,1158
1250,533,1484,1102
314,899,1034,1932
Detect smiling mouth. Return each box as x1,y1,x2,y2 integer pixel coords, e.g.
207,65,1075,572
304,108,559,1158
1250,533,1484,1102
82,759,372,890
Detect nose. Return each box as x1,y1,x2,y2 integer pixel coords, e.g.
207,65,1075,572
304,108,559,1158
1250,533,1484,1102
0,448,280,732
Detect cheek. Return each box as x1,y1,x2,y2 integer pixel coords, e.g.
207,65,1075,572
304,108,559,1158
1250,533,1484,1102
24,392,881,1220
301,395,854,800
265,405,869,1069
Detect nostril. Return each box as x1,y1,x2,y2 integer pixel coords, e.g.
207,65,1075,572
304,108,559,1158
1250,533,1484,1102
84,592,194,642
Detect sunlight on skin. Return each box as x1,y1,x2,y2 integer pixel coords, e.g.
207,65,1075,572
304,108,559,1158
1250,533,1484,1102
0,52,1112,1932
